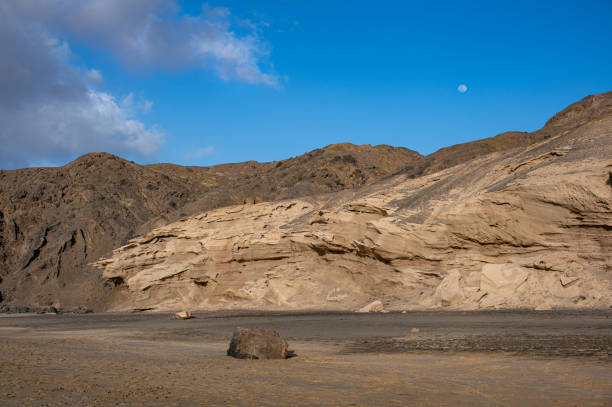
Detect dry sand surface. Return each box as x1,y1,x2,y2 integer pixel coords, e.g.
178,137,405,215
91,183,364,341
0,311,610,406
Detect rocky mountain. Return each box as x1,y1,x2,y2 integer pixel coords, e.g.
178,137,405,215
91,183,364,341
94,92,612,312
404,91,612,177
0,143,422,310
1,91,610,311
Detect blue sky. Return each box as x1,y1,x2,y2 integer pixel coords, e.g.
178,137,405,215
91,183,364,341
1,1,611,169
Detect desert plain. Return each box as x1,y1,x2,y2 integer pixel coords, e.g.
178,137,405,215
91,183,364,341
1,310,610,407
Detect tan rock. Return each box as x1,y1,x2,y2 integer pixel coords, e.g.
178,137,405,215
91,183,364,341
433,270,467,307
480,264,529,298
174,310,192,320
560,275,580,287
356,300,384,313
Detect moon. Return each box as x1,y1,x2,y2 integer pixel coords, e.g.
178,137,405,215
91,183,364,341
457,84,468,93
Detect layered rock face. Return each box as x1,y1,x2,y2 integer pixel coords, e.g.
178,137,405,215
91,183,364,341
95,107,612,311
0,143,422,310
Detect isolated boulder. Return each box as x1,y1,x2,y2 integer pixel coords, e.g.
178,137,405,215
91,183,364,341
356,300,384,313
174,310,192,320
227,327,293,359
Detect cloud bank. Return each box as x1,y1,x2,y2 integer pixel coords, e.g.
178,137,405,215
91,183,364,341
10,1,279,86
0,1,277,169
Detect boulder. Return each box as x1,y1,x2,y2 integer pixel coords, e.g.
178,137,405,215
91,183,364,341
433,269,466,307
174,310,192,320
480,264,529,297
356,300,384,313
227,327,293,359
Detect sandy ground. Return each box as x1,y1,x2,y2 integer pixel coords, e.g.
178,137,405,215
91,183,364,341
0,310,610,406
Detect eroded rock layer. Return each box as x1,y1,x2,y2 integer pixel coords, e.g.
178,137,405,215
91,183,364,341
0,143,422,310
95,110,612,311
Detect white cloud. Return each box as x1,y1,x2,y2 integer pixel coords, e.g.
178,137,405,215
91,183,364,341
0,4,162,169
142,99,153,114
0,88,163,169
0,1,279,168
86,68,103,86
121,93,154,115
8,0,279,87
121,92,135,109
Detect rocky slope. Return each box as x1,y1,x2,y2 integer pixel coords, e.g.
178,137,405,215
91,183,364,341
0,143,422,310
404,91,612,177
94,93,612,311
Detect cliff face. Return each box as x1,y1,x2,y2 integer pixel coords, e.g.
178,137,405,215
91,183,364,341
0,143,423,310
94,101,612,311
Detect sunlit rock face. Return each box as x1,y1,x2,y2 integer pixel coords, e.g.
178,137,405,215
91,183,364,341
94,112,612,312
0,142,424,311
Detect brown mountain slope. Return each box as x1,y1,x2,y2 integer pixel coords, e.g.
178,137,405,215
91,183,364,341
0,144,422,311
405,91,612,177
146,143,424,221
95,95,612,312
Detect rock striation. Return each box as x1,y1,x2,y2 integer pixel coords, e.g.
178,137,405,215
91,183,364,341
94,94,612,311
0,143,422,310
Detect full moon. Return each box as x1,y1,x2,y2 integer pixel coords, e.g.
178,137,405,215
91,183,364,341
457,84,468,93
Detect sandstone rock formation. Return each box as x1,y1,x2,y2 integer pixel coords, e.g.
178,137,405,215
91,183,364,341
227,327,292,359
94,93,612,311
0,143,422,310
